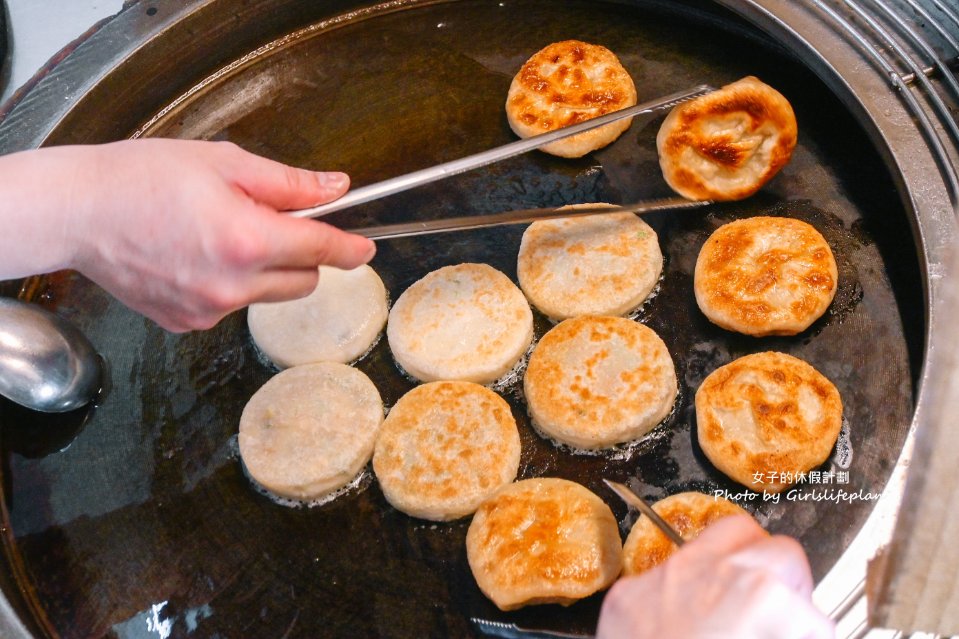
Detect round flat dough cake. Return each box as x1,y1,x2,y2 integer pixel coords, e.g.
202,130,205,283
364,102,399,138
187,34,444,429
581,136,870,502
238,362,384,501
657,76,797,201
372,381,521,521
248,265,388,368
387,263,534,384
622,491,752,576
696,352,843,493
524,316,677,449
517,206,663,320
466,478,623,610
506,40,637,158
694,216,838,336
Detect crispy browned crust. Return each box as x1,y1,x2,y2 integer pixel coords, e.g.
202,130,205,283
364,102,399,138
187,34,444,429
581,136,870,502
523,316,677,449
466,478,623,610
516,207,663,320
372,381,520,521
622,492,752,576
657,76,797,200
506,40,637,158
694,216,838,336
695,352,843,493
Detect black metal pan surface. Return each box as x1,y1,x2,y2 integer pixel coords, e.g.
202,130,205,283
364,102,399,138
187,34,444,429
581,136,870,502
0,0,923,636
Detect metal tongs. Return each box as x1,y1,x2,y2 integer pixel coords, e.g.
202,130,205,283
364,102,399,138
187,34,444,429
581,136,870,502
286,84,714,236
349,197,709,240
604,479,685,546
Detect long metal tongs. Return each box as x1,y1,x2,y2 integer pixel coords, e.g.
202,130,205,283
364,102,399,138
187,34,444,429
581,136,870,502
287,84,713,220
604,479,686,547
349,197,710,240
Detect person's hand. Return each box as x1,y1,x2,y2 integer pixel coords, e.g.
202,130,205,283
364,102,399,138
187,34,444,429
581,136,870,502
0,139,374,331
597,516,835,639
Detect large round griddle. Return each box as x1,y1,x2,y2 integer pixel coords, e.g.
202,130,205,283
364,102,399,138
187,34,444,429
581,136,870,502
0,0,928,637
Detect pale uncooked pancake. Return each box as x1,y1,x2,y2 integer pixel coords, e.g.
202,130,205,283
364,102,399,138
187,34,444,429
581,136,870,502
248,265,388,368
387,263,534,384
694,216,838,336
238,362,384,501
466,478,623,610
506,40,637,158
517,206,663,320
524,316,677,449
696,351,843,493
622,491,752,576
657,76,797,201
372,381,521,521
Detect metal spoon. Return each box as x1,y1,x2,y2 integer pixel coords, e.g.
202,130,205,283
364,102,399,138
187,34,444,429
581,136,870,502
0,298,101,412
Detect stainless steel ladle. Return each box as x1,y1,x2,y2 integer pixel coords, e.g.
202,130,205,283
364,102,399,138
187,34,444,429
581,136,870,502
0,298,101,413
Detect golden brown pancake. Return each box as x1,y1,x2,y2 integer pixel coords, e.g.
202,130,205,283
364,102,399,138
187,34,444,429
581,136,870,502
524,316,677,449
372,381,521,521
695,351,843,493
517,206,663,320
621,491,752,575
694,216,838,336
506,40,637,158
466,478,623,610
238,362,384,502
657,76,797,201
386,263,534,384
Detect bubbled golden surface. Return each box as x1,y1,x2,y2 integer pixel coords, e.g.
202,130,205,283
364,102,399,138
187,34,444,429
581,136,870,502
622,491,753,575
695,352,843,493
372,381,520,521
466,478,622,610
657,76,797,201
517,207,663,320
506,40,637,158
524,316,677,449
694,216,838,336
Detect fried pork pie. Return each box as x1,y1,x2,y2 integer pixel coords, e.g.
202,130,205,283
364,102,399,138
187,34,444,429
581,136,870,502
657,76,797,201
516,206,663,320
694,216,838,336
247,265,388,368
622,491,752,576
387,263,534,384
372,381,520,521
506,40,637,158
466,478,622,610
238,362,384,501
695,352,843,493
524,315,677,449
